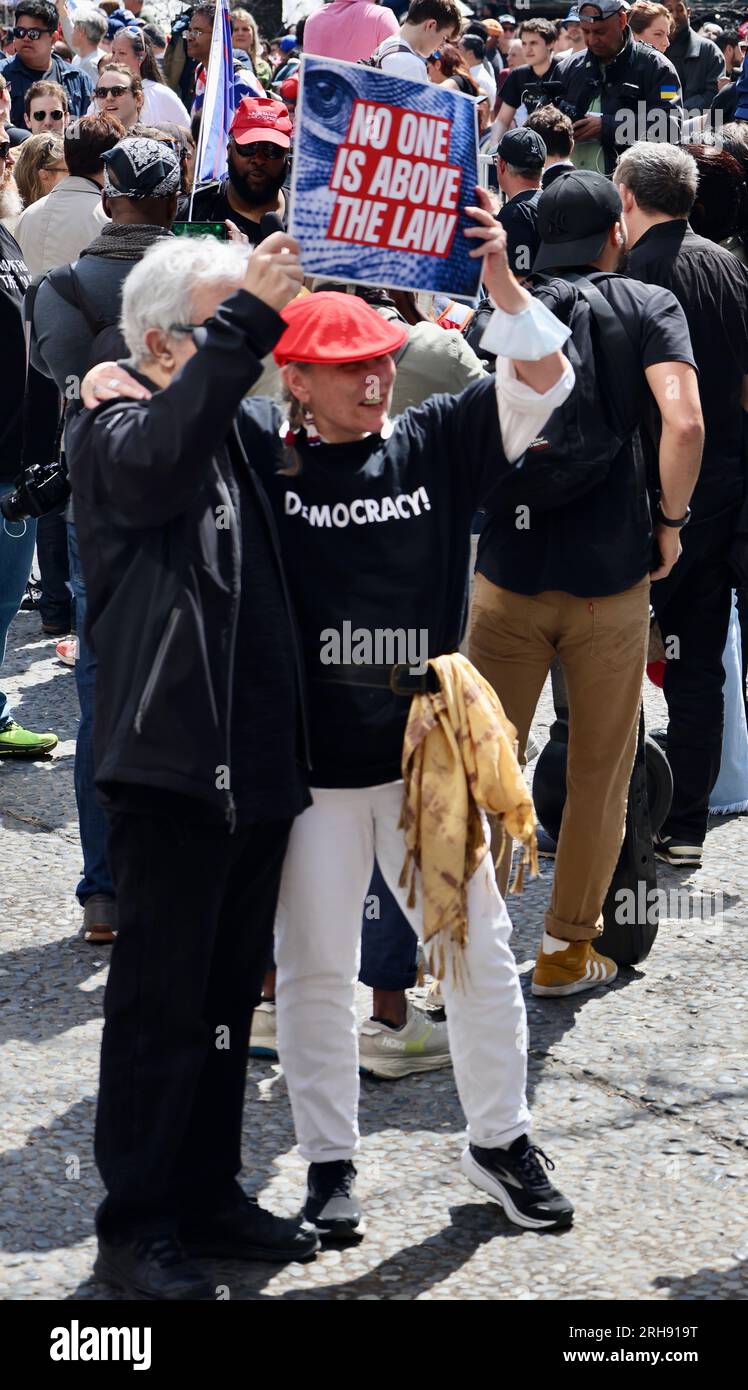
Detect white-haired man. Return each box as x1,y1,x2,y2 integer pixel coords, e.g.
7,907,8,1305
66,233,321,1300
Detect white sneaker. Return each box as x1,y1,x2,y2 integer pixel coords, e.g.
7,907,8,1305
249,1000,277,1058
56,636,77,666
359,1002,451,1079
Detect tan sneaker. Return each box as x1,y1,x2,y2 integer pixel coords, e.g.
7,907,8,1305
531,933,617,997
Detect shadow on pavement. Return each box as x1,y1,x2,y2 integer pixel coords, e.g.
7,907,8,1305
66,1200,558,1301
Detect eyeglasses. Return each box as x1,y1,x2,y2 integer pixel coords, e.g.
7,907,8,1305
231,140,285,160
44,164,67,174
185,28,209,38
13,25,50,40
0,141,11,161
94,84,132,99
31,109,64,122
168,323,202,340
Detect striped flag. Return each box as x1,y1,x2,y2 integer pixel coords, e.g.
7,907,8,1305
194,0,236,185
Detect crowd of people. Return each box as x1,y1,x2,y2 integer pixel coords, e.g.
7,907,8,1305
1,0,747,1301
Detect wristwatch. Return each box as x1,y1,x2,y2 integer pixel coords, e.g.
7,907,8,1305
656,503,691,529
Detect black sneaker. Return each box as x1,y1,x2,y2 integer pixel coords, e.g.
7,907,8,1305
461,1135,574,1230
303,1160,364,1241
180,1193,319,1263
94,1234,214,1300
653,833,702,868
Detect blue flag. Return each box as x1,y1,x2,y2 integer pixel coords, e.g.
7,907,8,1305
194,0,236,184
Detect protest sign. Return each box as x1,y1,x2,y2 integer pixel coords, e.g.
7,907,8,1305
289,55,482,300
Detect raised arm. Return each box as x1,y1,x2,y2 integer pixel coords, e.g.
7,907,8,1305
464,188,570,394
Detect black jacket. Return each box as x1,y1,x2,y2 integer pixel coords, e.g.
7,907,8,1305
65,290,309,821
558,28,682,175
666,27,724,110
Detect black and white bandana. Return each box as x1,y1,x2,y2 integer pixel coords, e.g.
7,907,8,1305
102,137,181,200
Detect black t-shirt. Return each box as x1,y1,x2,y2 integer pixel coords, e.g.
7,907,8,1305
497,188,541,278
239,382,512,788
477,270,696,599
189,180,289,244
0,226,30,485
626,220,748,519
500,58,563,112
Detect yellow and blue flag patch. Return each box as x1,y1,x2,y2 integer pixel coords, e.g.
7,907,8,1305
660,84,679,102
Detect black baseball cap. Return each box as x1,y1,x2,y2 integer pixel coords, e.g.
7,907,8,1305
533,170,622,272
496,126,547,172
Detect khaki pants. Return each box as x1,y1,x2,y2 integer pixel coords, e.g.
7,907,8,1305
469,574,650,943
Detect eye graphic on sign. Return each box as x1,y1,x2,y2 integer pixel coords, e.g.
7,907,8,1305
305,70,354,135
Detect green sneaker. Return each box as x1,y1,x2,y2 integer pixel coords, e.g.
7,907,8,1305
0,721,58,758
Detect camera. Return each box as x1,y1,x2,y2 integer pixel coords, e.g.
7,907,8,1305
522,81,581,124
0,460,70,522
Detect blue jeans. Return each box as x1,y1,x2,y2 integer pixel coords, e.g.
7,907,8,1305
0,490,37,729
68,522,115,903
359,861,418,991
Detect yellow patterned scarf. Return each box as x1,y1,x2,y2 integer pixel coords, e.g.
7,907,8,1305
398,653,537,980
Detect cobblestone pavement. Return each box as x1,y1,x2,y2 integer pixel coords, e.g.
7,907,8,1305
2,608,747,1301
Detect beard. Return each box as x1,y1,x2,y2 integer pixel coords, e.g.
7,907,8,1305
0,176,23,221
227,156,288,208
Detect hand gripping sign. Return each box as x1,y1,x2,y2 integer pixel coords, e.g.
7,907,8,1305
289,55,482,300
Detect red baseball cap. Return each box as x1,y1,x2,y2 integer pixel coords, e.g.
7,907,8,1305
230,96,293,149
273,292,408,367
279,76,299,103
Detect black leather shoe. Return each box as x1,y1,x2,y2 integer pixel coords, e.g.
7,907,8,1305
180,1194,320,1263
94,1235,215,1300
304,1160,365,1241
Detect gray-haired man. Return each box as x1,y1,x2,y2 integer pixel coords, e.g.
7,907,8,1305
65,231,320,1299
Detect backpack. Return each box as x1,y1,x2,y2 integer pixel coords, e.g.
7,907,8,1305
359,39,418,69
26,264,128,370
483,271,645,514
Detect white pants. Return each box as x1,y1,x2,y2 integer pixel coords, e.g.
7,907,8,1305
275,780,531,1163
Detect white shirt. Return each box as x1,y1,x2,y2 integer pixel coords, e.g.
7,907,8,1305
73,47,107,85
377,37,428,84
470,62,497,104
140,80,191,128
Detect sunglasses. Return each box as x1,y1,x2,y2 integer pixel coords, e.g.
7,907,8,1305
428,50,442,63
13,25,50,40
0,141,10,161
31,109,64,121
231,140,285,160
94,84,132,99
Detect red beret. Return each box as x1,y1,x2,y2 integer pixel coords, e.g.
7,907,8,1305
273,291,408,367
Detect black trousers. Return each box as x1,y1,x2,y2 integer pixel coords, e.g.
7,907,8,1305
36,506,71,629
651,512,735,846
95,803,291,1241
